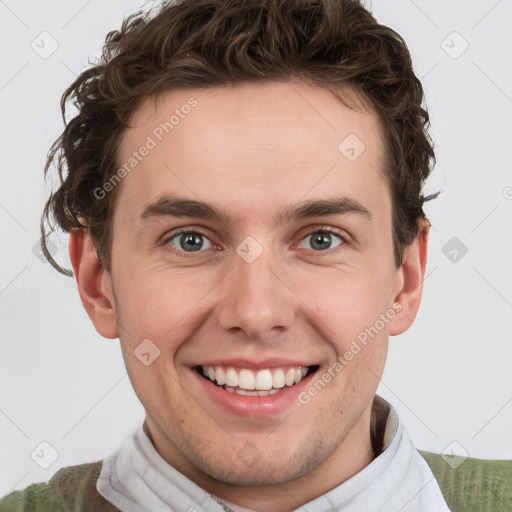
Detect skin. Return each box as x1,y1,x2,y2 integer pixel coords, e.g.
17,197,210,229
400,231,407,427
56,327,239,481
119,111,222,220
69,80,429,511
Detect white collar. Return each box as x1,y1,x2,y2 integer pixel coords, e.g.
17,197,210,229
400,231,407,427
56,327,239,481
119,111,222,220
97,395,450,511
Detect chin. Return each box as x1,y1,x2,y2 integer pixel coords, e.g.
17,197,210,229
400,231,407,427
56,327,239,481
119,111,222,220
196,441,329,488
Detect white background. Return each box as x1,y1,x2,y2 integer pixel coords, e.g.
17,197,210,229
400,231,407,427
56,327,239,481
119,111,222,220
1,0,511,496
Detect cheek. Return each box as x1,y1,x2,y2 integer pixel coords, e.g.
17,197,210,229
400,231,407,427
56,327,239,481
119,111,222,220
116,266,210,336
303,269,392,349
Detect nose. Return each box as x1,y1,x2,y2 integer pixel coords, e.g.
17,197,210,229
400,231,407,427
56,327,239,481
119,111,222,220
217,246,296,341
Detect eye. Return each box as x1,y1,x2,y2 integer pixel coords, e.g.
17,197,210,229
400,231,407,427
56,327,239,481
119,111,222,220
298,228,345,252
165,230,214,253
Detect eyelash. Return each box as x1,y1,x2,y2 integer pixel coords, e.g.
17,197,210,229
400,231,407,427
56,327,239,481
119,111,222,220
162,226,348,258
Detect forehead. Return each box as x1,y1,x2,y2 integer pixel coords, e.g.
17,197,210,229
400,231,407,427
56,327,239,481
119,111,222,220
114,81,388,227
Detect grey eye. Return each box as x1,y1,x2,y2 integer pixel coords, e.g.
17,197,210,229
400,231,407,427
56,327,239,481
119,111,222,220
167,232,213,252
299,231,343,251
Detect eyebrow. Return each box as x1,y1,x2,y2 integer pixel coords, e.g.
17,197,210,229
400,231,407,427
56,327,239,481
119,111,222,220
139,195,372,225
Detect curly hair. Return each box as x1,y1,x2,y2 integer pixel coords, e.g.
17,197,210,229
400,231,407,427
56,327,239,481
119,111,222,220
41,0,437,276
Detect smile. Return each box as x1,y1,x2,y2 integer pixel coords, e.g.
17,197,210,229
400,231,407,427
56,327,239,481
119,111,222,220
197,365,319,396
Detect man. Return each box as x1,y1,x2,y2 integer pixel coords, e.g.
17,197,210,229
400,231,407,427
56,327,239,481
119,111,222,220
1,0,451,510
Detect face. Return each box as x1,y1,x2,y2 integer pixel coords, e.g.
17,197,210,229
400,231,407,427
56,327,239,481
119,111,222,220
71,80,426,505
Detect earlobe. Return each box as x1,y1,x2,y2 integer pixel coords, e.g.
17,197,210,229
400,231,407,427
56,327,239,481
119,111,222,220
388,219,430,336
69,227,119,339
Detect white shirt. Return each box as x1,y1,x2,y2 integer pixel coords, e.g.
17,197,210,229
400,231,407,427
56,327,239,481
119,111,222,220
96,396,450,511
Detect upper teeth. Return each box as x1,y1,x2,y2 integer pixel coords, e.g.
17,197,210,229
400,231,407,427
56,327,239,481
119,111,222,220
201,366,309,390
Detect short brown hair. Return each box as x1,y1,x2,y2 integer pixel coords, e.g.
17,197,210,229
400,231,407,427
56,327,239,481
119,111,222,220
41,0,437,276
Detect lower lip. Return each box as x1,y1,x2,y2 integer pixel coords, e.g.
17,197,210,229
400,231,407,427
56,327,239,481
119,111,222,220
193,368,317,417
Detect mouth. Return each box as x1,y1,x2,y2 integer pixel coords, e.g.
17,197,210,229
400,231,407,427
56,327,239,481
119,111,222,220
195,364,320,397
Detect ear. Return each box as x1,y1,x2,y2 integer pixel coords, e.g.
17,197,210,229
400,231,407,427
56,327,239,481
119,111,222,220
69,227,119,339
388,219,430,336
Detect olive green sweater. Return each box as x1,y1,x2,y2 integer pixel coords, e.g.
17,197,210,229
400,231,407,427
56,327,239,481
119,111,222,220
1,452,511,511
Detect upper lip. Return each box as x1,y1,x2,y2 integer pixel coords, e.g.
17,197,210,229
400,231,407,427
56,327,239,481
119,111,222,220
194,358,316,370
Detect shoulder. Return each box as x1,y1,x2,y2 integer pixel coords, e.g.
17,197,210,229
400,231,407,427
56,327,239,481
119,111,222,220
0,460,120,512
419,450,512,512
